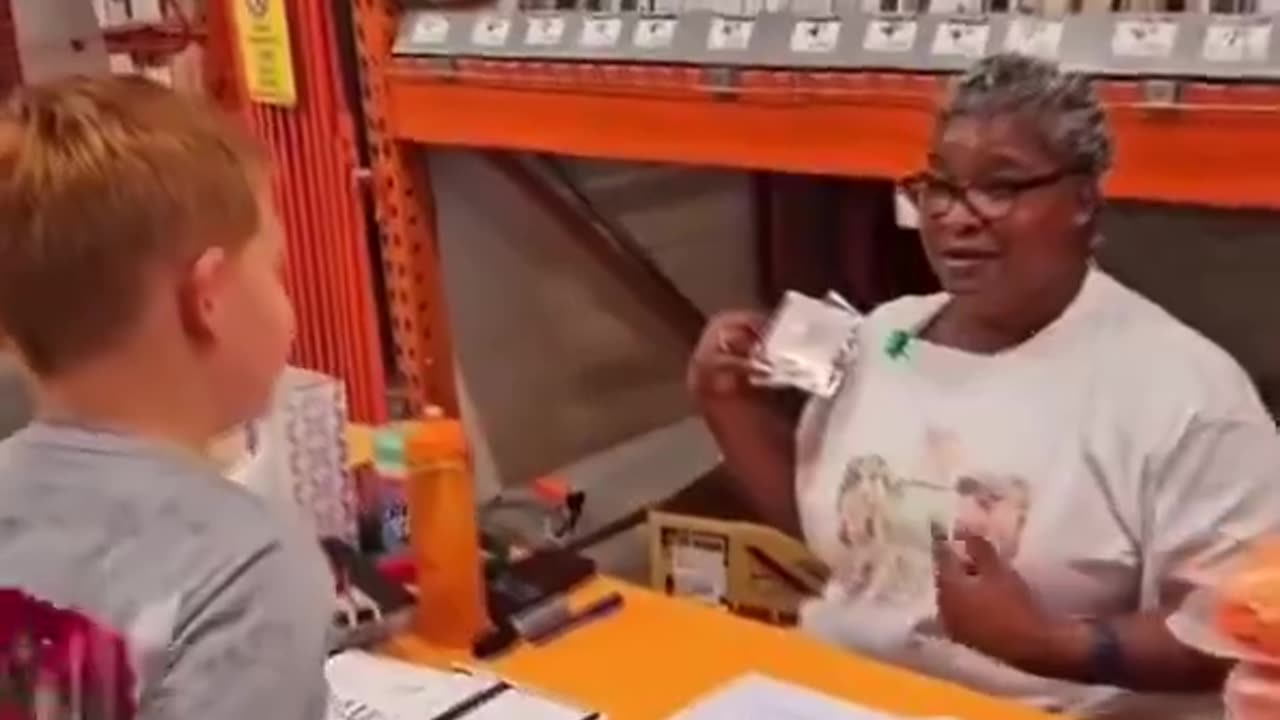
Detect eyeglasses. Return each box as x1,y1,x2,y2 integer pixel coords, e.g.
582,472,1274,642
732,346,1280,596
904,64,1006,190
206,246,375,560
898,168,1078,222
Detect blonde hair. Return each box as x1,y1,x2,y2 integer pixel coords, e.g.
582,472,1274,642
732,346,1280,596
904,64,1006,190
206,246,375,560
0,75,267,376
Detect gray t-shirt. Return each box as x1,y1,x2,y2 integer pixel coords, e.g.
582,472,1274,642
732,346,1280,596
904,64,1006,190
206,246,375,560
0,354,30,440
0,423,333,720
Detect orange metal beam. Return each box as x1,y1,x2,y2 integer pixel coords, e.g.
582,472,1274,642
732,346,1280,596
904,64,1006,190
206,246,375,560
383,72,933,181
354,0,459,416
380,66,1280,210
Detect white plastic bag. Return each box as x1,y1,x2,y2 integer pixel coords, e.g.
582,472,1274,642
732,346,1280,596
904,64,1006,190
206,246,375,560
1226,663,1280,720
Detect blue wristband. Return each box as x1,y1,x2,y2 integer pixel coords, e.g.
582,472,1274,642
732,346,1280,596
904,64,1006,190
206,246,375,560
1087,620,1127,686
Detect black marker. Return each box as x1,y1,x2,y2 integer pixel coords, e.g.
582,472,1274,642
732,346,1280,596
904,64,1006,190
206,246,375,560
526,592,625,646
428,681,512,720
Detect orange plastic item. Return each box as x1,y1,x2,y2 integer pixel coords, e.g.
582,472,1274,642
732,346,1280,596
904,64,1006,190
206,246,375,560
1217,540,1280,658
532,475,571,506
405,408,489,648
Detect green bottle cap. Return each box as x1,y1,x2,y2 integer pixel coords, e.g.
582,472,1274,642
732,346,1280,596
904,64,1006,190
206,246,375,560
373,429,408,477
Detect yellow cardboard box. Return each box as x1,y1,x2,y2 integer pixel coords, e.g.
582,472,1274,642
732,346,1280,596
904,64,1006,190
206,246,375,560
649,469,829,625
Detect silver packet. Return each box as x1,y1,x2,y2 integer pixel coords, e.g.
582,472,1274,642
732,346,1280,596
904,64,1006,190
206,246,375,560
751,290,862,398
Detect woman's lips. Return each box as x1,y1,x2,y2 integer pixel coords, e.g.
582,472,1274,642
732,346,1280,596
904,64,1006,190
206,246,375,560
937,247,1000,282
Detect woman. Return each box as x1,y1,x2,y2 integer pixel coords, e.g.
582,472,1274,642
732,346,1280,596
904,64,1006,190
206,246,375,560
689,53,1280,718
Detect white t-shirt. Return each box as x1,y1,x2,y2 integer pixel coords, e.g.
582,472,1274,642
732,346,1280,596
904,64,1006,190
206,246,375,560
795,268,1280,719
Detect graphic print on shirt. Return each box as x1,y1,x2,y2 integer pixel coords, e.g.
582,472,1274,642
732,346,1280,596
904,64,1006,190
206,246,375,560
831,429,1031,604
0,588,137,719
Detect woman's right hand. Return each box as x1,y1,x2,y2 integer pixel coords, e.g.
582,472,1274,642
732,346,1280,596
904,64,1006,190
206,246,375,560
689,311,803,536
687,311,768,402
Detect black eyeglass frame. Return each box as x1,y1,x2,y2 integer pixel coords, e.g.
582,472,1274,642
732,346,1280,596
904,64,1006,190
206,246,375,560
898,168,1082,222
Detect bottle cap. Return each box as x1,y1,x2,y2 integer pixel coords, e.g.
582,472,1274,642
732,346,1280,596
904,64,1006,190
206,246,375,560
372,428,407,474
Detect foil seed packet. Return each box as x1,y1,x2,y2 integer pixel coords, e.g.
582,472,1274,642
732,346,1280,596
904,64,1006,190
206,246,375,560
751,290,862,398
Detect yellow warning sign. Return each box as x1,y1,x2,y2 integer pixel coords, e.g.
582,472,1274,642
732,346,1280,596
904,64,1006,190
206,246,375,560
232,0,298,107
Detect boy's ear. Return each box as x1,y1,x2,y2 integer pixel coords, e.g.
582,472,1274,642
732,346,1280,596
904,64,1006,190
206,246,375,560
177,247,231,344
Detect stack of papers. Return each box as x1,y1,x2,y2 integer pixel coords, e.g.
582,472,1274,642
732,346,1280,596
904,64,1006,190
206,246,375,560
325,651,599,720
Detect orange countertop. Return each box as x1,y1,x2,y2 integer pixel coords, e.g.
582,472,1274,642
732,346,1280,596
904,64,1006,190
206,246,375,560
383,577,1056,720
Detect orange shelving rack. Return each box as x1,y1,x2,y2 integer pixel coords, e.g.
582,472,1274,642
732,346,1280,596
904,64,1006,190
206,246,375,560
350,0,1280,413
218,0,389,422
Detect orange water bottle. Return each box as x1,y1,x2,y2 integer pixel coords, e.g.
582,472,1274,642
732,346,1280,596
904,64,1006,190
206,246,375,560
405,407,489,648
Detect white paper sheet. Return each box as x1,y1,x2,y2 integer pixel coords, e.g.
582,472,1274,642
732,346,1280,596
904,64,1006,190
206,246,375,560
667,674,892,720
326,651,598,720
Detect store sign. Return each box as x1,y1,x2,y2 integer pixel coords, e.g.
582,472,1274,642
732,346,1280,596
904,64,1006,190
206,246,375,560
232,0,299,107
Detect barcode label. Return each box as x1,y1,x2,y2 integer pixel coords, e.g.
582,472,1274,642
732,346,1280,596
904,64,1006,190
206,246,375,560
932,19,990,58
581,16,623,48
635,17,678,48
1004,17,1063,59
864,18,917,53
791,20,841,54
411,14,450,45
1203,23,1271,63
472,16,512,47
708,17,755,51
1112,19,1178,59
525,15,566,46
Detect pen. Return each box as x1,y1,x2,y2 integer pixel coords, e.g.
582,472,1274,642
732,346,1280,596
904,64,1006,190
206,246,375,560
526,591,625,646
428,681,512,720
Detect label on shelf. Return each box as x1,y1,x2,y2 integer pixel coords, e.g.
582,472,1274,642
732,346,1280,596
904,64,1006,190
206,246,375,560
863,18,918,53
525,15,566,46
634,17,678,49
410,14,450,45
471,15,512,47
932,18,990,58
580,16,624,48
1111,19,1178,59
1203,22,1271,63
791,19,842,54
708,17,755,51
1003,17,1063,59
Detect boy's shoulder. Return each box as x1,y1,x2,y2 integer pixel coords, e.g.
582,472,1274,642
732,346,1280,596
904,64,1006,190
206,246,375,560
0,423,294,616
0,423,281,540
0,424,334,717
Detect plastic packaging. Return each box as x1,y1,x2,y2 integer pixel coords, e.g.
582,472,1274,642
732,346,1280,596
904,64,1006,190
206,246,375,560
1226,663,1280,720
221,367,358,544
1180,537,1280,718
751,290,862,398
373,426,412,553
406,408,489,648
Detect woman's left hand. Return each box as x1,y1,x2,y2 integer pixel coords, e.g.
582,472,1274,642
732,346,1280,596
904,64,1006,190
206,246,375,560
934,534,1064,671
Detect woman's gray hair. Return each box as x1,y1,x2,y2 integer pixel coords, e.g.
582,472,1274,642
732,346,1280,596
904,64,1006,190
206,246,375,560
940,53,1114,180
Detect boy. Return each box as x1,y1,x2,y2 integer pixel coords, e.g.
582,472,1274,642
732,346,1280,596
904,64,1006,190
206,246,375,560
0,350,29,439
0,76,331,718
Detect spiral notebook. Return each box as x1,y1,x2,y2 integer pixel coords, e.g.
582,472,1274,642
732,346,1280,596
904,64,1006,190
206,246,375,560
325,651,601,720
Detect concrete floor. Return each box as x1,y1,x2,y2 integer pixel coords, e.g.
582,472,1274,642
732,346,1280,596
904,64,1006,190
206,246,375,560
480,416,722,585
